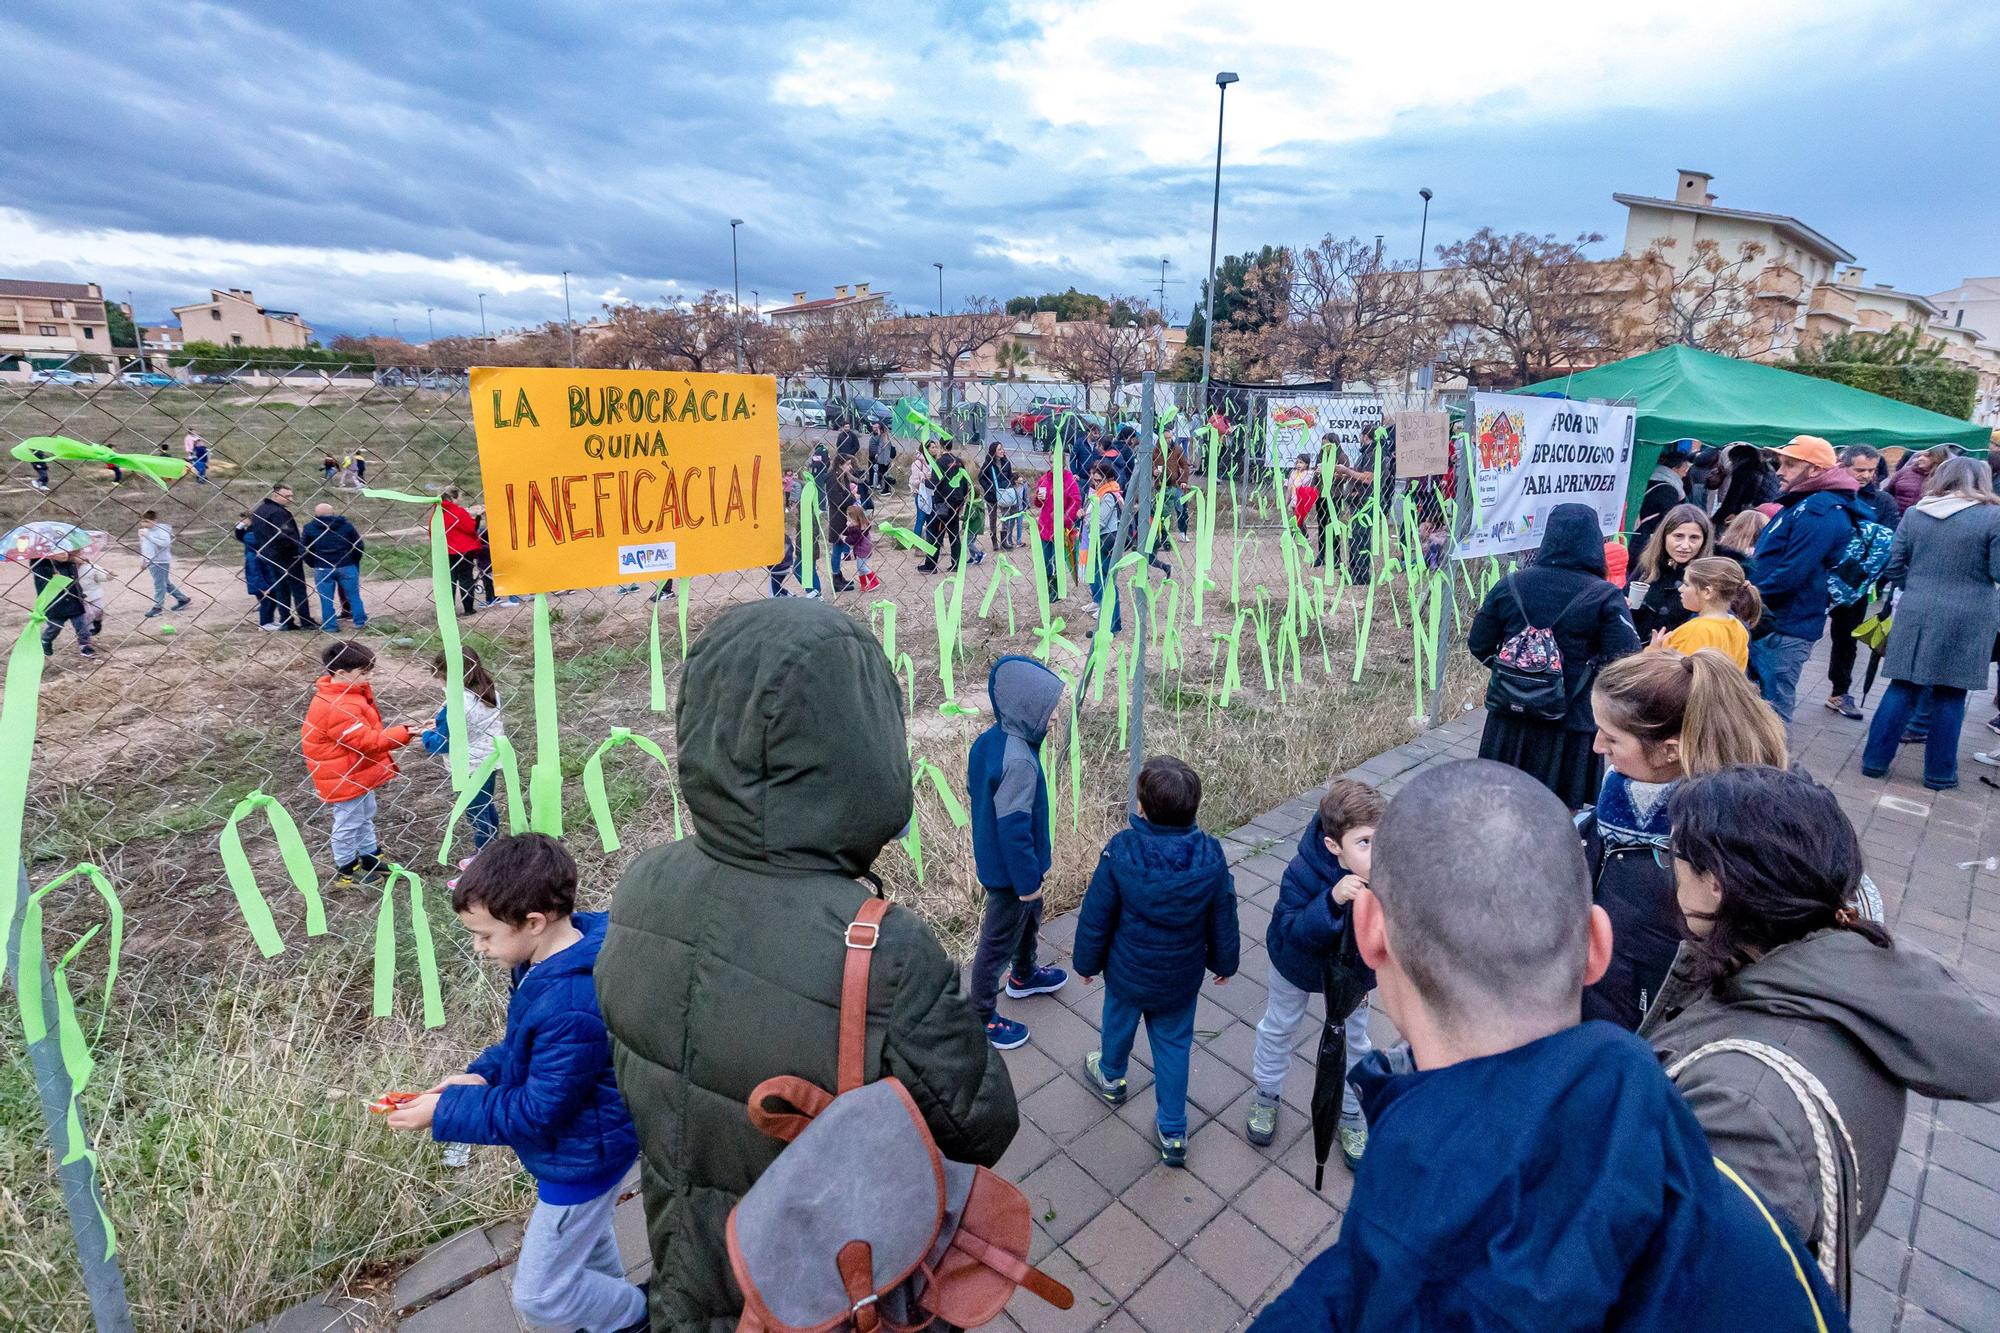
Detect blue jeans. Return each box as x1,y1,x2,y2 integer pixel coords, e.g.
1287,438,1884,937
313,564,365,630
465,774,499,849
1863,681,1967,789
1091,543,1122,634
1097,991,1196,1139
1751,631,1816,723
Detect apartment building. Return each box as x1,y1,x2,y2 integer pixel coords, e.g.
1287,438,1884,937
0,278,112,367
169,288,313,348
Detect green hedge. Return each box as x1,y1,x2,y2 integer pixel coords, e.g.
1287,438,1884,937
1782,361,1977,420
168,341,374,374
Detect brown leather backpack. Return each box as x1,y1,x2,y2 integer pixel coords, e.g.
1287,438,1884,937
726,899,1074,1331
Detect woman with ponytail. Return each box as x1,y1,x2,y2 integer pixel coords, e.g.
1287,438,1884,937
1579,649,1787,1030
1642,766,2000,1305
1649,556,1760,670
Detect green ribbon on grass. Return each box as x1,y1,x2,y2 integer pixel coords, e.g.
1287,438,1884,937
877,522,938,557
437,736,528,866
217,790,324,957
911,756,971,827
980,557,1021,636
14,435,186,490
528,595,562,836
16,863,124,1257
0,576,67,972
372,864,444,1029
582,727,679,853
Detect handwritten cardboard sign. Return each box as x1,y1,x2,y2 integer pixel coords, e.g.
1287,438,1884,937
469,367,783,595
1391,411,1450,478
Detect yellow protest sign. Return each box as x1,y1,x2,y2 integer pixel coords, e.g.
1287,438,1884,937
469,366,783,595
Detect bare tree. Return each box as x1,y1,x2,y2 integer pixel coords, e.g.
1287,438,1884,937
1431,229,1618,386
797,306,907,394
1616,237,1773,358
1041,298,1169,408
1277,234,1424,385
904,298,1014,410
589,292,736,371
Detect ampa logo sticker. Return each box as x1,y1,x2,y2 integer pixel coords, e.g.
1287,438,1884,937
618,542,677,574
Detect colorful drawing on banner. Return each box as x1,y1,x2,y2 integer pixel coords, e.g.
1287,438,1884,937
1476,408,1525,472
468,367,783,595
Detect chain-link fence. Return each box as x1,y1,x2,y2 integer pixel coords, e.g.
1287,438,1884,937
0,355,1490,1329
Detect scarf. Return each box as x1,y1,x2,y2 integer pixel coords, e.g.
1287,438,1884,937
1596,770,1676,851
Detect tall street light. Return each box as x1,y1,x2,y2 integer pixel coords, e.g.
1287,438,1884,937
933,262,945,315
730,218,745,372
1404,187,1434,396
426,306,436,343
562,270,576,368
1197,71,1239,421
477,292,488,347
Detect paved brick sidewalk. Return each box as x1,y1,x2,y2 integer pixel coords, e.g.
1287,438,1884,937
263,637,2000,1332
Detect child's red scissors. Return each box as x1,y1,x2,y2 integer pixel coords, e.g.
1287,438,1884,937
366,1091,422,1114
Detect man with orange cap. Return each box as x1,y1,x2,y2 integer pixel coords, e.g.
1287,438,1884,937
1748,435,1872,723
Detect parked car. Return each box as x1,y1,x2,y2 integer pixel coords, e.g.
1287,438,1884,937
1032,410,1103,451
825,395,895,430
1008,407,1049,436
191,372,239,386
777,396,828,427
119,372,177,388
31,369,97,386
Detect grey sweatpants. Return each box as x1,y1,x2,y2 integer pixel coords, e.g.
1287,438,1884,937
1251,970,1372,1121
969,887,1042,1019
328,791,377,867
511,1183,644,1332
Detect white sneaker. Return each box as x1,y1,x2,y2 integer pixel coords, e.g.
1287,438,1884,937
1974,751,2000,767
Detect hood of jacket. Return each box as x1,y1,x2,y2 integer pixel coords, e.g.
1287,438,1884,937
1536,502,1608,576
1708,930,2000,1102
988,654,1065,746
1290,815,1345,890
1106,816,1229,925
1912,494,1981,520
675,600,912,879
1646,465,1686,498
1781,465,1859,500
519,908,609,990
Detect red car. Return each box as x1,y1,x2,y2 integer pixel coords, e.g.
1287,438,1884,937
1008,407,1050,436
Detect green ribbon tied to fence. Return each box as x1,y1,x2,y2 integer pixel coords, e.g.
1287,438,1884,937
582,727,680,853
13,434,188,490
360,488,471,793
217,790,325,957
372,863,444,1029
528,594,564,835
16,863,124,1257
437,734,529,866
0,576,68,973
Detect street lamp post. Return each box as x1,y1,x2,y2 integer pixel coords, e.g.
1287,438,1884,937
730,218,745,372
1197,71,1239,423
426,306,436,343
562,270,576,368
933,262,944,316
478,293,487,346
1403,187,1433,396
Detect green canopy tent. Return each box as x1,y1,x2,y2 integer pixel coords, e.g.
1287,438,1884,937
1516,345,1990,526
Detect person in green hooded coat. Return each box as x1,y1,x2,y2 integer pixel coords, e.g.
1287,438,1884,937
596,599,1018,1330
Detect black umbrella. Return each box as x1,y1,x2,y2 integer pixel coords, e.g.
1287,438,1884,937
1309,916,1374,1191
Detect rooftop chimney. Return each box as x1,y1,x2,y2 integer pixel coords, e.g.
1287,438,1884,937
834,284,850,299
1675,170,1713,206
793,291,808,304
1841,266,1867,286
855,283,870,296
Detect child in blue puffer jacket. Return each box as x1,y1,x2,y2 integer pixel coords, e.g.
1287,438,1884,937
384,834,644,1333
1247,778,1384,1169
1074,756,1239,1169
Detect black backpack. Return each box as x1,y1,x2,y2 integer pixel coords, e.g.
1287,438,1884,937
1484,576,1597,722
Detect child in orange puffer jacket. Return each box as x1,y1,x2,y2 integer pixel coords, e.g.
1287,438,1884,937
302,639,415,884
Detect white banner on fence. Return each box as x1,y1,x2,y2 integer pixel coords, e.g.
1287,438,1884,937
1453,393,1636,559
1261,393,1384,470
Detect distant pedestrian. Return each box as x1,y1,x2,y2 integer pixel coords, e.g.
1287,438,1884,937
302,502,368,632
29,446,51,492
300,638,412,883
30,547,94,659
137,511,192,619
439,488,483,616
250,483,310,630
234,511,266,603
183,429,209,483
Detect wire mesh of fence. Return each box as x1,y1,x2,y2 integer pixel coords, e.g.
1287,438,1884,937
0,355,1491,1329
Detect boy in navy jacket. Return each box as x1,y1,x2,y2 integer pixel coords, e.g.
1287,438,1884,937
1074,756,1238,1167
1250,761,1843,1332
967,655,1070,1050
1248,779,1384,1168
385,834,644,1333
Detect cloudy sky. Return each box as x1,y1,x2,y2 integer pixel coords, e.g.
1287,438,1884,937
5,0,1996,340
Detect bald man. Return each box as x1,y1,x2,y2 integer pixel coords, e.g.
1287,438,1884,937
1253,760,1845,1332
301,502,367,632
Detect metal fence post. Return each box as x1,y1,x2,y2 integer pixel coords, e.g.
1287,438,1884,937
1125,374,1158,813
6,863,135,1333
